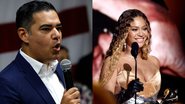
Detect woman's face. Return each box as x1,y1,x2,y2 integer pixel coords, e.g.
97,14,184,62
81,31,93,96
126,16,149,48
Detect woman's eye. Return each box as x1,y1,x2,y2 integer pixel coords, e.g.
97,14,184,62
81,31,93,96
132,28,137,31
143,27,148,31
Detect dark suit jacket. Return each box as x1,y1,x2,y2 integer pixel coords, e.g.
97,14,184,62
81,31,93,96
0,52,66,104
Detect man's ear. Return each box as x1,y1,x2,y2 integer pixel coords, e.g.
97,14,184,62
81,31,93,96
17,27,29,43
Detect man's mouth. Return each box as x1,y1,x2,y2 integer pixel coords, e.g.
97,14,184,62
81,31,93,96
53,43,61,51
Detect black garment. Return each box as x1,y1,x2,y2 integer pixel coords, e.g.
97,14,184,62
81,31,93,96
115,78,144,104
75,53,92,89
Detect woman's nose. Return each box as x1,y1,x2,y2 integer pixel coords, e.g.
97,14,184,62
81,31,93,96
137,29,144,37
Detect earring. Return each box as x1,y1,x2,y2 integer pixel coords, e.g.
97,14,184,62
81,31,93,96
124,42,126,49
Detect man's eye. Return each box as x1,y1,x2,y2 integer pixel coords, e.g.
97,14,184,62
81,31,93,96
56,27,62,31
41,28,51,31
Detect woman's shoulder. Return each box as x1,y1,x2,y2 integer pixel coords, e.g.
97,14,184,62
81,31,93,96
102,56,112,65
148,55,160,68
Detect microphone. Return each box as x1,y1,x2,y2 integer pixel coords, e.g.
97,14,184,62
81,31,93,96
60,59,74,90
130,42,139,104
131,42,139,58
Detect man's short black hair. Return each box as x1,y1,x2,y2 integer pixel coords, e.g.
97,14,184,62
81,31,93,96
16,0,57,31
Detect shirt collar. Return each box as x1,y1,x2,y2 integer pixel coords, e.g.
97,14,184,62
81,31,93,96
19,49,58,76
39,60,58,77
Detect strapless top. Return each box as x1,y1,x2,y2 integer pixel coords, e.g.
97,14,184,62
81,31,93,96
116,69,161,103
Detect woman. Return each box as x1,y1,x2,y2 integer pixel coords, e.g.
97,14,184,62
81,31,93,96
99,9,161,103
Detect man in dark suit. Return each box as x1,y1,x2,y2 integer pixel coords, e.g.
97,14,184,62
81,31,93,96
0,1,80,104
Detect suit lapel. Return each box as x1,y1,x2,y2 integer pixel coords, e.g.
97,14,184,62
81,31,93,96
55,64,66,89
15,52,56,104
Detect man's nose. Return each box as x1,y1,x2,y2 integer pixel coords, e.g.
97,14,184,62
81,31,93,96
52,28,62,40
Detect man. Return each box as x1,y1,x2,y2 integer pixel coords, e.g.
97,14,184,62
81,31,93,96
57,45,70,62
0,1,80,104
57,45,92,104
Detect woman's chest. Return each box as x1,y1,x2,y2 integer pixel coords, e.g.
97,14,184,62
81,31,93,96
118,58,158,82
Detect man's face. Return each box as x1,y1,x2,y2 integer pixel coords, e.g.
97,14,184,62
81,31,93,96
26,10,62,64
57,49,69,62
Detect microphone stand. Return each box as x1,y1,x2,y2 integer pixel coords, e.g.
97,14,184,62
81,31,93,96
131,42,139,104
134,57,137,104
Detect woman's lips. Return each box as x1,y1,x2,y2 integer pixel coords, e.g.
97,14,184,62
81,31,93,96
136,38,144,43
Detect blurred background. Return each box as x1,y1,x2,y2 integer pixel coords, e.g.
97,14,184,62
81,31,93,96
0,0,92,104
93,0,185,103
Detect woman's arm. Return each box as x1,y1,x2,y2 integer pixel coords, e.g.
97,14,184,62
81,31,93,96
99,57,118,94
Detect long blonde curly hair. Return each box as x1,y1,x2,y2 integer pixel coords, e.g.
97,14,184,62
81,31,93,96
99,9,152,87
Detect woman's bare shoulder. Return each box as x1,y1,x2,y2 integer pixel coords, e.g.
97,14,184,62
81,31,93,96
101,56,112,72
148,55,160,68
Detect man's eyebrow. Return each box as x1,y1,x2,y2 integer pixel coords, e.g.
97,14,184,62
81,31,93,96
40,24,52,28
56,23,62,27
40,23,62,28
